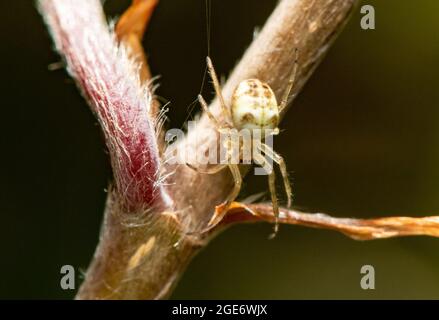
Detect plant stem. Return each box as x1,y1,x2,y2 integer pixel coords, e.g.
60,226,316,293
40,0,359,299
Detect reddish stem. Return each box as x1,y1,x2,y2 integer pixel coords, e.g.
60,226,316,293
39,0,169,210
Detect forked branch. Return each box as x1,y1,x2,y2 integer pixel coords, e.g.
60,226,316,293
39,0,408,301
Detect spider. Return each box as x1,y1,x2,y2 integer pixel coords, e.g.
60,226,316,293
189,52,298,236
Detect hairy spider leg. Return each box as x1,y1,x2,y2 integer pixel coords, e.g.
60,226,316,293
258,142,292,208
185,94,243,233
253,151,280,238
206,57,233,123
279,48,299,113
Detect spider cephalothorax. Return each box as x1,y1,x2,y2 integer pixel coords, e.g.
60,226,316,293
190,54,298,236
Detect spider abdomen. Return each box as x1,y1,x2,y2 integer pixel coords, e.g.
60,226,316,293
231,79,279,132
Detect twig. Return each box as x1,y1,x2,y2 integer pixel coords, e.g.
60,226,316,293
216,203,439,240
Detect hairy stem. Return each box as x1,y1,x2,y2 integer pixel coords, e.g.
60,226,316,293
39,0,169,210
40,0,359,299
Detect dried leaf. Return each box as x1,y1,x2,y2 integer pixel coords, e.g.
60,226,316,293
215,202,439,240
116,0,158,83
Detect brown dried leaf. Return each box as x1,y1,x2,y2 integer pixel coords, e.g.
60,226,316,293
214,202,439,240
116,0,158,83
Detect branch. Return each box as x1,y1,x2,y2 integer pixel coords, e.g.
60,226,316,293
166,0,359,230
215,203,439,240
40,0,360,299
39,0,169,210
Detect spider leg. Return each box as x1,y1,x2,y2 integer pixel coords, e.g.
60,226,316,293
206,57,233,122
198,94,221,128
186,136,243,233
279,48,299,113
185,94,225,173
186,163,227,174
268,169,280,237
253,151,280,237
206,163,242,228
258,143,292,208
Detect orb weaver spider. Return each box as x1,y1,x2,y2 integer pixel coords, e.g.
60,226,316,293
190,51,298,236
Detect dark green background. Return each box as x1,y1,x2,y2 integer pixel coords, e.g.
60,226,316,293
1,0,439,299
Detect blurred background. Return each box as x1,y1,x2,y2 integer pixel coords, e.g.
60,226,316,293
1,0,439,299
